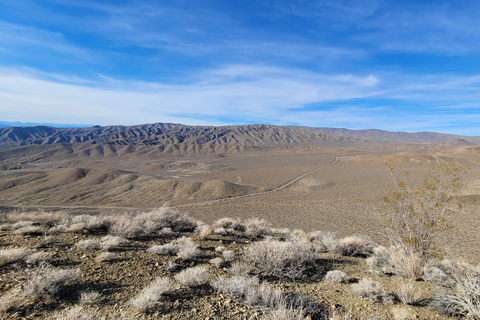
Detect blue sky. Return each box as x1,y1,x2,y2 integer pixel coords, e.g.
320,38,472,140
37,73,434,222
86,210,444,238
1,0,480,135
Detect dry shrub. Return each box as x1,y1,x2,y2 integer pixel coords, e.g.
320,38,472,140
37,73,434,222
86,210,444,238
110,207,197,238
25,251,51,265
215,246,225,253
197,225,211,240
0,287,22,313
163,261,177,272
5,210,64,227
339,235,376,256
366,246,391,270
75,239,101,251
95,252,116,262
14,225,44,235
351,278,388,303
129,277,178,313
212,275,260,299
174,266,210,287
222,250,235,262
396,281,425,305
100,235,129,251
22,263,81,299
213,217,245,231
147,243,176,255
264,304,305,320
245,218,272,239
48,305,126,320
422,264,452,287
429,260,480,319
79,290,102,305
325,270,348,283
209,257,224,268
214,227,227,235
329,308,354,320
244,237,316,279
0,247,35,266
147,237,199,260
229,260,252,276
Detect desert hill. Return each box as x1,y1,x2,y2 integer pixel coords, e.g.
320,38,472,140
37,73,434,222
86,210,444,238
1,123,479,148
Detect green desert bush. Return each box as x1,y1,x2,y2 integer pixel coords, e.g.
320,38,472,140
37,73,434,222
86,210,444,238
378,161,465,269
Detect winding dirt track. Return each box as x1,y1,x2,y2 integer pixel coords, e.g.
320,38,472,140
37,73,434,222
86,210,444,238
6,156,340,211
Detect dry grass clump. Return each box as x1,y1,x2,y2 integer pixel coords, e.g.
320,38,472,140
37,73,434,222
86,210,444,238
75,239,101,250
163,261,178,272
390,307,416,320
245,218,272,239
48,305,122,320
389,247,426,280
49,214,111,234
174,266,210,287
351,278,392,304
244,237,316,279
325,270,349,283
264,304,305,320
22,263,82,300
396,281,425,305
4,210,65,227
110,207,197,238
79,290,102,305
129,277,178,313
95,252,116,262
0,247,35,266
429,260,480,319
100,235,129,251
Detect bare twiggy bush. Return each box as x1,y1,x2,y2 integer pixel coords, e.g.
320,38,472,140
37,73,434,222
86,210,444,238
429,260,480,319
22,263,81,299
75,239,101,251
286,229,307,242
95,252,116,262
245,218,272,239
0,247,34,266
129,277,178,313
396,281,425,305
209,257,224,268
213,217,245,231
229,260,252,276
79,290,102,305
222,250,235,262
309,231,342,254
5,210,64,227
245,237,316,279
100,235,129,251
25,251,51,265
325,270,348,283
174,266,210,287
378,161,465,264
351,278,386,303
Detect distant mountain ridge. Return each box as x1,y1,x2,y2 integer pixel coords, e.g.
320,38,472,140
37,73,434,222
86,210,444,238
0,123,479,149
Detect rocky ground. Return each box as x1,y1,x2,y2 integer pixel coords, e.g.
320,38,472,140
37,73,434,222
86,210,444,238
0,208,470,320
